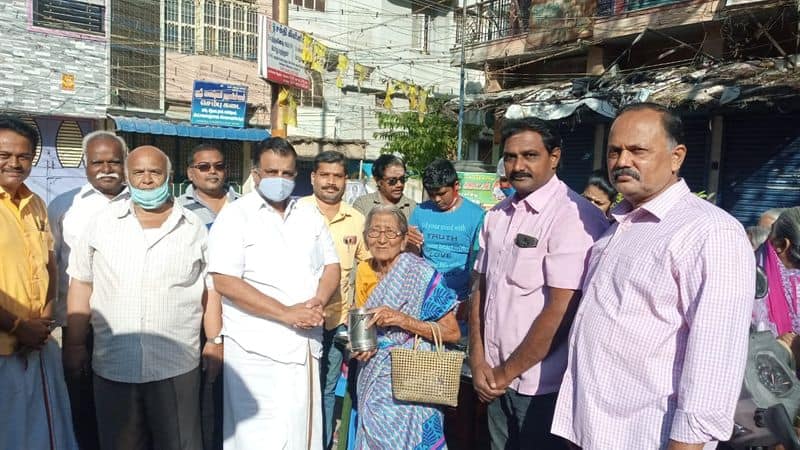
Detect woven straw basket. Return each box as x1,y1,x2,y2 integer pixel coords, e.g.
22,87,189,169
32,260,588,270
390,321,465,407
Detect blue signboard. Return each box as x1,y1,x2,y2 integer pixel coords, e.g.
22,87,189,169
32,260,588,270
190,81,248,128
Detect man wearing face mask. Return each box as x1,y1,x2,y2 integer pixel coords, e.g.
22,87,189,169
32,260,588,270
208,137,340,450
65,146,208,450
47,130,129,450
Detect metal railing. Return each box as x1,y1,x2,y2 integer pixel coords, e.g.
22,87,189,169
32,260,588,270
455,0,531,46
597,0,686,16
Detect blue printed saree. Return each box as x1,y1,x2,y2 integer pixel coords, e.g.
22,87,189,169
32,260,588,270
354,252,458,450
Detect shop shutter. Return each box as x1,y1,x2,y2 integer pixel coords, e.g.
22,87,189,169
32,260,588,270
720,114,800,226
558,124,596,193
56,121,84,168
680,118,710,193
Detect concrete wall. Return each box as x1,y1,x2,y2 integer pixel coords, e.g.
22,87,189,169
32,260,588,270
0,0,109,118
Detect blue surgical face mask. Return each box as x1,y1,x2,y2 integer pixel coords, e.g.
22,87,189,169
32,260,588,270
130,182,171,210
501,187,516,198
258,177,295,203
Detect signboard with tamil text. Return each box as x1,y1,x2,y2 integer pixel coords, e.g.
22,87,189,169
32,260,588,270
457,172,501,210
190,81,248,128
257,15,310,90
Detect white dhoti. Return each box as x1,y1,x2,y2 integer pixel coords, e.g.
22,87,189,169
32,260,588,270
224,337,322,450
0,339,78,450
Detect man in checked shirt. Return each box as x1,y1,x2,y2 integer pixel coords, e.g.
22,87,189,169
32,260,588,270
551,103,756,449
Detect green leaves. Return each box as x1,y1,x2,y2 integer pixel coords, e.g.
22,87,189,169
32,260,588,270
374,98,479,175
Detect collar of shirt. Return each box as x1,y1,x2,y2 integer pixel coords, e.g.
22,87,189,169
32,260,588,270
370,191,411,209
610,179,690,223
0,182,35,209
182,184,239,205
255,193,299,218
503,174,560,213
300,195,358,224
78,183,130,202
115,199,198,236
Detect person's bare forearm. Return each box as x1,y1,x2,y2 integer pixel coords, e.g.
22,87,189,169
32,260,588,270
667,441,704,450
65,279,93,347
44,251,57,318
212,273,289,323
399,311,460,343
501,288,580,380
469,272,487,362
314,263,341,306
203,288,223,338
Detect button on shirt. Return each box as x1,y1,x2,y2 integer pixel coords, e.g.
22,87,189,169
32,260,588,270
207,193,339,363
0,184,53,355
551,180,756,449
474,175,608,395
68,201,208,383
48,184,129,326
300,196,370,330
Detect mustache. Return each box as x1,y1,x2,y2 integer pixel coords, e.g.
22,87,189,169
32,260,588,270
322,185,341,190
509,171,532,180
95,172,120,180
611,167,641,181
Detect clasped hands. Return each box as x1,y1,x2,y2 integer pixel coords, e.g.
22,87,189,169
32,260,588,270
283,297,326,329
471,359,513,403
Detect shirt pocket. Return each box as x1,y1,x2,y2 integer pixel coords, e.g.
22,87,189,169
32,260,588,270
506,246,545,294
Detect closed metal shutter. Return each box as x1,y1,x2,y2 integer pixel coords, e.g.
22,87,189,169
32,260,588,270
55,120,84,168
680,118,710,193
558,124,595,193
720,114,800,226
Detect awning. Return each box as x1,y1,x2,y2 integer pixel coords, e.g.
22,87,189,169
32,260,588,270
111,116,270,141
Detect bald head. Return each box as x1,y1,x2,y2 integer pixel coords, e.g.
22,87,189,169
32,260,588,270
126,145,172,190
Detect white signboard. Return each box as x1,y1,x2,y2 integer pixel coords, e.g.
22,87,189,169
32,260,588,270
258,15,310,90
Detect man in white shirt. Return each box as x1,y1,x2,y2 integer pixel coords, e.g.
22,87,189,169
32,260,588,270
64,146,209,450
208,137,340,450
48,130,128,450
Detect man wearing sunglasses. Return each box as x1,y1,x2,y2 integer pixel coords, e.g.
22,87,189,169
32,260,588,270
177,143,238,450
353,154,417,220
178,143,240,229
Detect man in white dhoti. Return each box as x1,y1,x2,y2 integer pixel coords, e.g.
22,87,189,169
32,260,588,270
0,116,78,450
208,137,340,450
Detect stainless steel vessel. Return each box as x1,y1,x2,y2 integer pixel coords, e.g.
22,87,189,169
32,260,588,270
348,307,377,352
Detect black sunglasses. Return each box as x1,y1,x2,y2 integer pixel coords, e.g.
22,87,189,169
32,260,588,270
383,175,407,186
191,162,226,172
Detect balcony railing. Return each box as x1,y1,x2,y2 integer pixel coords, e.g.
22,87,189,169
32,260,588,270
455,0,531,46
597,0,686,16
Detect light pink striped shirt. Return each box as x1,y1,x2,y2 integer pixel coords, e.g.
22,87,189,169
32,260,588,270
474,175,609,395
551,180,755,449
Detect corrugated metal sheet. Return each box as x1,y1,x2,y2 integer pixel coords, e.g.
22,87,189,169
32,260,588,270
56,121,84,168
681,118,710,193
720,114,800,226
558,125,596,193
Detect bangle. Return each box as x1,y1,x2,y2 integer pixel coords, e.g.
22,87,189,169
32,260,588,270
9,318,22,335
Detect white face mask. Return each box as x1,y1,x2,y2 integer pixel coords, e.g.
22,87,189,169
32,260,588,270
257,177,295,202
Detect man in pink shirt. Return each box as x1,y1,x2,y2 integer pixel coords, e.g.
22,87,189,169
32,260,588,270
551,103,755,449
469,117,609,449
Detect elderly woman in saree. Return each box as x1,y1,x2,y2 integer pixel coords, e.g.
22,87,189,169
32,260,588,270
351,205,460,450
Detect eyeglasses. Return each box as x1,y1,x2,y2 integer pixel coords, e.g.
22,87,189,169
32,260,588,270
366,229,404,239
191,162,226,172
382,176,407,186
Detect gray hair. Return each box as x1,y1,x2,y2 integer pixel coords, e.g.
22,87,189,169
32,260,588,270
82,130,128,157
771,207,800,266
124,146,172,184
746,225,770,250
762,208,788,223
363,205,408,240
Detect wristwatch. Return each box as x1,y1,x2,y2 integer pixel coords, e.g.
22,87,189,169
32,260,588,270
210,335,224,345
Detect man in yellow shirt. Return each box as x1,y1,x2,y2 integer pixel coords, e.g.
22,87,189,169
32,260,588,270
0,116,77,449
300,150,370,449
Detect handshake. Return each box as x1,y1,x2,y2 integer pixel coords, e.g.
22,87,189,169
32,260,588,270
282,297,325,330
